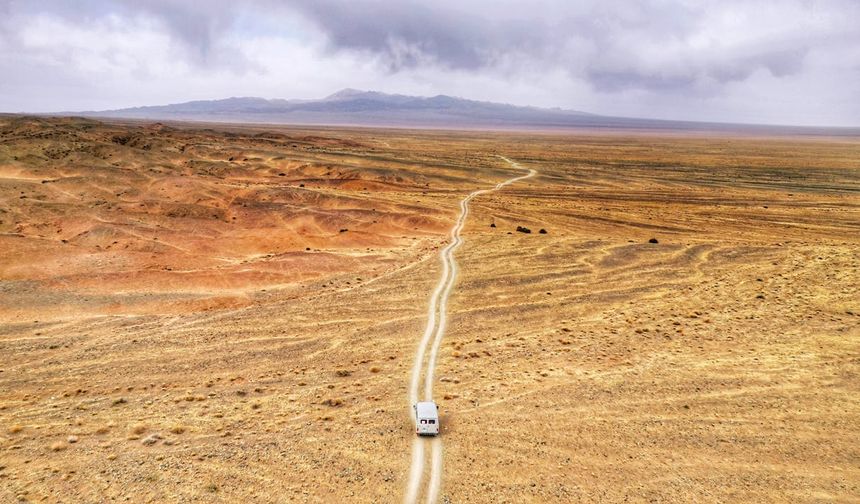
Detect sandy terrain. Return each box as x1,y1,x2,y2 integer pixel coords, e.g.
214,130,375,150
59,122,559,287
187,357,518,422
1,116,858,503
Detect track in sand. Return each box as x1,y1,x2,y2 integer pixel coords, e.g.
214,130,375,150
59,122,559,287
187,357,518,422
404,157,536,504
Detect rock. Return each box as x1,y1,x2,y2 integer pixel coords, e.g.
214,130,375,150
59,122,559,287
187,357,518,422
141,433,162,446
67,435,78,444
516,226,531,234
490,223,496,228
648,238,659,244
539,229,547,234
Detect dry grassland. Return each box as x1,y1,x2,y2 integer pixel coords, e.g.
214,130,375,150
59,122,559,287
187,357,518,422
1,116,858,502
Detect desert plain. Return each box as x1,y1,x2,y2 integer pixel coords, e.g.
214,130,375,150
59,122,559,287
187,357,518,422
0,115,858,503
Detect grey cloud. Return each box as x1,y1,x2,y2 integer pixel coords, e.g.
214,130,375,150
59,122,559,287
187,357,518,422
2,0,243,65
0,0,858,125
281,0,551,71
281,0,855,93
5,0,856,93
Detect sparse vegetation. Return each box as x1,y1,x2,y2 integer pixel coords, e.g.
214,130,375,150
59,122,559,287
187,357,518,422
1,117,857,503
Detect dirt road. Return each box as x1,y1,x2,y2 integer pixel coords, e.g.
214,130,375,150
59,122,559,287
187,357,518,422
404,157,536,503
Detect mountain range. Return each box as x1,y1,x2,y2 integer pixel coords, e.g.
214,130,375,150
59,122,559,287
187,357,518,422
70,89,859,134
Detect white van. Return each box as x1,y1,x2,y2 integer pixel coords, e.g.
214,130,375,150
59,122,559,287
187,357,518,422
414,401,439,436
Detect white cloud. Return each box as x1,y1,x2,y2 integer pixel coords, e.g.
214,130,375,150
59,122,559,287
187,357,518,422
0,0,857,126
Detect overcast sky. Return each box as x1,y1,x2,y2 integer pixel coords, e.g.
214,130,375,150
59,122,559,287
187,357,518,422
1,0,858,126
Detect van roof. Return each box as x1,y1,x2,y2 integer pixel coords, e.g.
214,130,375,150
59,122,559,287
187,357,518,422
416,401,438,418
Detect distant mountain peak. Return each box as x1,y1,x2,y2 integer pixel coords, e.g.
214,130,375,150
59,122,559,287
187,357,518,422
325,88,368,100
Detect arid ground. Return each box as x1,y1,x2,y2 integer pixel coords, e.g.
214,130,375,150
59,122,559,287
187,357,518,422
1,116,858,503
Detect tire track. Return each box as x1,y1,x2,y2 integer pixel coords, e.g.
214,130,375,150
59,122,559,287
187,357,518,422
404,156,536,504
